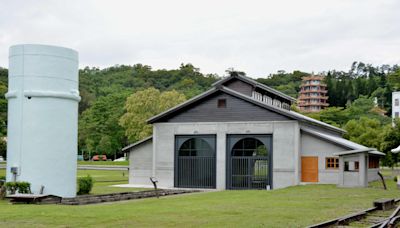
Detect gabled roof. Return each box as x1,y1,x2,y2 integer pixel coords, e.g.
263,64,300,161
333,149,385,156
148,85,346,134
121,136,152,152
212,74,297,103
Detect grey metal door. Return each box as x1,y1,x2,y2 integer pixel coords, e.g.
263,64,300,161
175,135,216,188
227,135,272,189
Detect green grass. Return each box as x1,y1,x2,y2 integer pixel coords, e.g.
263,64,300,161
78,160,129,166
0,169,145,195
0,182,399,227
1,161,129,167
0,169,399,227
78,169,148,194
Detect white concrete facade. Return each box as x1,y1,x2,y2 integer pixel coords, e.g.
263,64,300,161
128,121,382,190
392,91,400,120
128,139,153,186
152,121,300,190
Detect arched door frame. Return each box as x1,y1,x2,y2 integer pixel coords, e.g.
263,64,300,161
226,134,273,190
174,135,217,188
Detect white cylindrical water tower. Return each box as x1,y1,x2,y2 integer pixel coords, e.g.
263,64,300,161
6,44,80,197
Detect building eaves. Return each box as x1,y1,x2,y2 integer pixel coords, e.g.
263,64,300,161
333,149,385,156
121,136,153,152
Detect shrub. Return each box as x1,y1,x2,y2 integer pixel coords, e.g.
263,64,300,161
5,181,31,194
0,176,5,186
0,176,5,199
17,182,31,193
395,176,398,182
77,175,93,195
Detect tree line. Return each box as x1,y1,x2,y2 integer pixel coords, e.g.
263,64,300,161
0,61,399,165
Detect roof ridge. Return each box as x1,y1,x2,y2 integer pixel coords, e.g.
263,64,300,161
212,74,297,102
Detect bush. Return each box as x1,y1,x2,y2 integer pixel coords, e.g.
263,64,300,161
395,176,398,182
77,175,93,195
5,181,31,194
0,176,5,199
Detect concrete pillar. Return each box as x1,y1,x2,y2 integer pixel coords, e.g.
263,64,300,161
358,153,367,187
293,122,300,185
6,44,80,197
338,156,344,186
216,131,226,190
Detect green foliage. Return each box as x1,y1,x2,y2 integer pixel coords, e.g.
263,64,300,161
79,92,129,158
379,119,400,167
256,70,307,98
120,88,186,142
77,175,94,195
78,64,217,157
5,181,31,194
344,117,385,149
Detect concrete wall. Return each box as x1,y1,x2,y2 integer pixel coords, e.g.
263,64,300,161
152,121,300,190
338,153,368,187
367,155,380,182
368,169,380,182
128,140,153,186
300,131,348,184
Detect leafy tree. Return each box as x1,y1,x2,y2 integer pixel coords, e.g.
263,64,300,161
120,88,186,142
380,120,400,168
343,117,384,149
79,92,129,157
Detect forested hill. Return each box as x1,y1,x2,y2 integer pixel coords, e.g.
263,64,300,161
0,62,400,163
78,64,218,114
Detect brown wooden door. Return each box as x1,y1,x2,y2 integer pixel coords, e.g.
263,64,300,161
301,156,318,182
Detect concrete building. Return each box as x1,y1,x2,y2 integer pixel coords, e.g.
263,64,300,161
392,91,400,120
298,75,329,112
123,73,383,190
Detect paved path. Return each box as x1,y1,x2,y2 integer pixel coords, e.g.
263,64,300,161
0,164,128,171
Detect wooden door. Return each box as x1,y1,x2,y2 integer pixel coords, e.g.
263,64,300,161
301,156,318,182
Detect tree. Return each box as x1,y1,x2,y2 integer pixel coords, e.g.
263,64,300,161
343,117,384,149
120,88,186,142
380,120,400,168
79,92,129,158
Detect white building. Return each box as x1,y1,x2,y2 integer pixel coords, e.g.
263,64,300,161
123,73,383,190
392,91,400,120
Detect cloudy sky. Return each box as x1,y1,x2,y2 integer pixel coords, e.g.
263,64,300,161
0,0,399,77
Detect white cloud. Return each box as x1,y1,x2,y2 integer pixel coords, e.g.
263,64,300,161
0,0,399,77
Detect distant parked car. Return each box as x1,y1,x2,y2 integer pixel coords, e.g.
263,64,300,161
114,157,126,162
92,155,107,161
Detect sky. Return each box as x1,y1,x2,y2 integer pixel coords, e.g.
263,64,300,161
0,0,399,77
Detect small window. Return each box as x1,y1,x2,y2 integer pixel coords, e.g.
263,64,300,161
344,161,359,172
396,99,399,106
396,112,399,118
217,99,226,108
326,157,339,169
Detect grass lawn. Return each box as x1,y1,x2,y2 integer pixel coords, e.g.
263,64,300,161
78,169,148,194
1,169,145,194
0,178,399,227
0,168,399,227
78,160,129,166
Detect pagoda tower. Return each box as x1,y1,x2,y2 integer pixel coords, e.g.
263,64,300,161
298,75,329,112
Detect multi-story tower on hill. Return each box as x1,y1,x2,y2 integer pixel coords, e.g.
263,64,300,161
298,75,329,112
